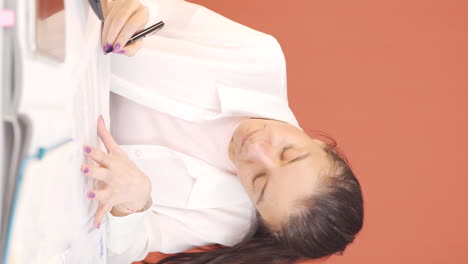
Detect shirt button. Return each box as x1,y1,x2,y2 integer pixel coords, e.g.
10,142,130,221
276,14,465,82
135,150,142,157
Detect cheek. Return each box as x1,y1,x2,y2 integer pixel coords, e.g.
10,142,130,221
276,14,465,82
236,170,250,190
235,167,254,196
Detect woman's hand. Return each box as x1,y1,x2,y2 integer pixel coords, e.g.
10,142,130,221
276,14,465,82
82,116,152,228
102,0,149,56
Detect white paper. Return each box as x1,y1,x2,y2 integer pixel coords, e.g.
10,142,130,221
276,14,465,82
7,0,110,263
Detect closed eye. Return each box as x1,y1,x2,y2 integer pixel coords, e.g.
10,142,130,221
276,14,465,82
285,152,310,165
280,145,293,160
255,147,310,206
281,146,311,165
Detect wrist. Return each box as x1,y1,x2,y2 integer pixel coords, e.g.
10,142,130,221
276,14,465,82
111,197,152,217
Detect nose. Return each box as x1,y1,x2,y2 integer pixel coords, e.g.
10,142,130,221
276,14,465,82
244,141,277,168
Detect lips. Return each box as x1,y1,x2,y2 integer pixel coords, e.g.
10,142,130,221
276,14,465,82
240,129,261,149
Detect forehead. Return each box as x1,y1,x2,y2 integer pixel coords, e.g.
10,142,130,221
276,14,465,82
259,144,330,226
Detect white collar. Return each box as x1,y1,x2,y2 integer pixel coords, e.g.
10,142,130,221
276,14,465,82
215,81,301,129
111,76,301,129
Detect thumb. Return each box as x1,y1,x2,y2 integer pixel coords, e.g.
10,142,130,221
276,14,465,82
122,39,144,57
97,116,121,154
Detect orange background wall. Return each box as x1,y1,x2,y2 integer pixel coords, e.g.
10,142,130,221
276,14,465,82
190,0,468,263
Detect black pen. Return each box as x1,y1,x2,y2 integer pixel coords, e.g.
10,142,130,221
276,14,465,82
106,21,165,54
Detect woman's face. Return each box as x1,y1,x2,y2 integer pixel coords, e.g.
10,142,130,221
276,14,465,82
228,119,331,229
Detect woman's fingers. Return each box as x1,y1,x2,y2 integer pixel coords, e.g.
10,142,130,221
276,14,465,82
102,0,140,51
97,116,122,154
87,188,112,201
101,0,149,55
101,0,119,50
83,145,111,167
113,7,148,54
81,164,110,183
122,39,144,56
94,202,112,229
106,5,138,47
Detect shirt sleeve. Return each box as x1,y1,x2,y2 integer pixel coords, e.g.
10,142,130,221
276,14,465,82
105,202,255,263
128,0,287,100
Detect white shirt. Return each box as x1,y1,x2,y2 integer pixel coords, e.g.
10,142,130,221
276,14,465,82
110,93,245,173
106,0,300,263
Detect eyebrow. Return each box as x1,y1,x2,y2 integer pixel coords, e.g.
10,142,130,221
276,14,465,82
255,152,311,205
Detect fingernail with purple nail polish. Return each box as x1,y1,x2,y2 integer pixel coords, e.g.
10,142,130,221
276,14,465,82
117,50,125,54
83,167,89,173
88,192,95,198
84,146,91,153
114,43,121,52
103,43,111,52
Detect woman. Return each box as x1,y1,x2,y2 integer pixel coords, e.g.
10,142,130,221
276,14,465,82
83,0,363,263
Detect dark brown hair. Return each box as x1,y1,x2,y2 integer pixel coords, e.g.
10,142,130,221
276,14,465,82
155,140,364,264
